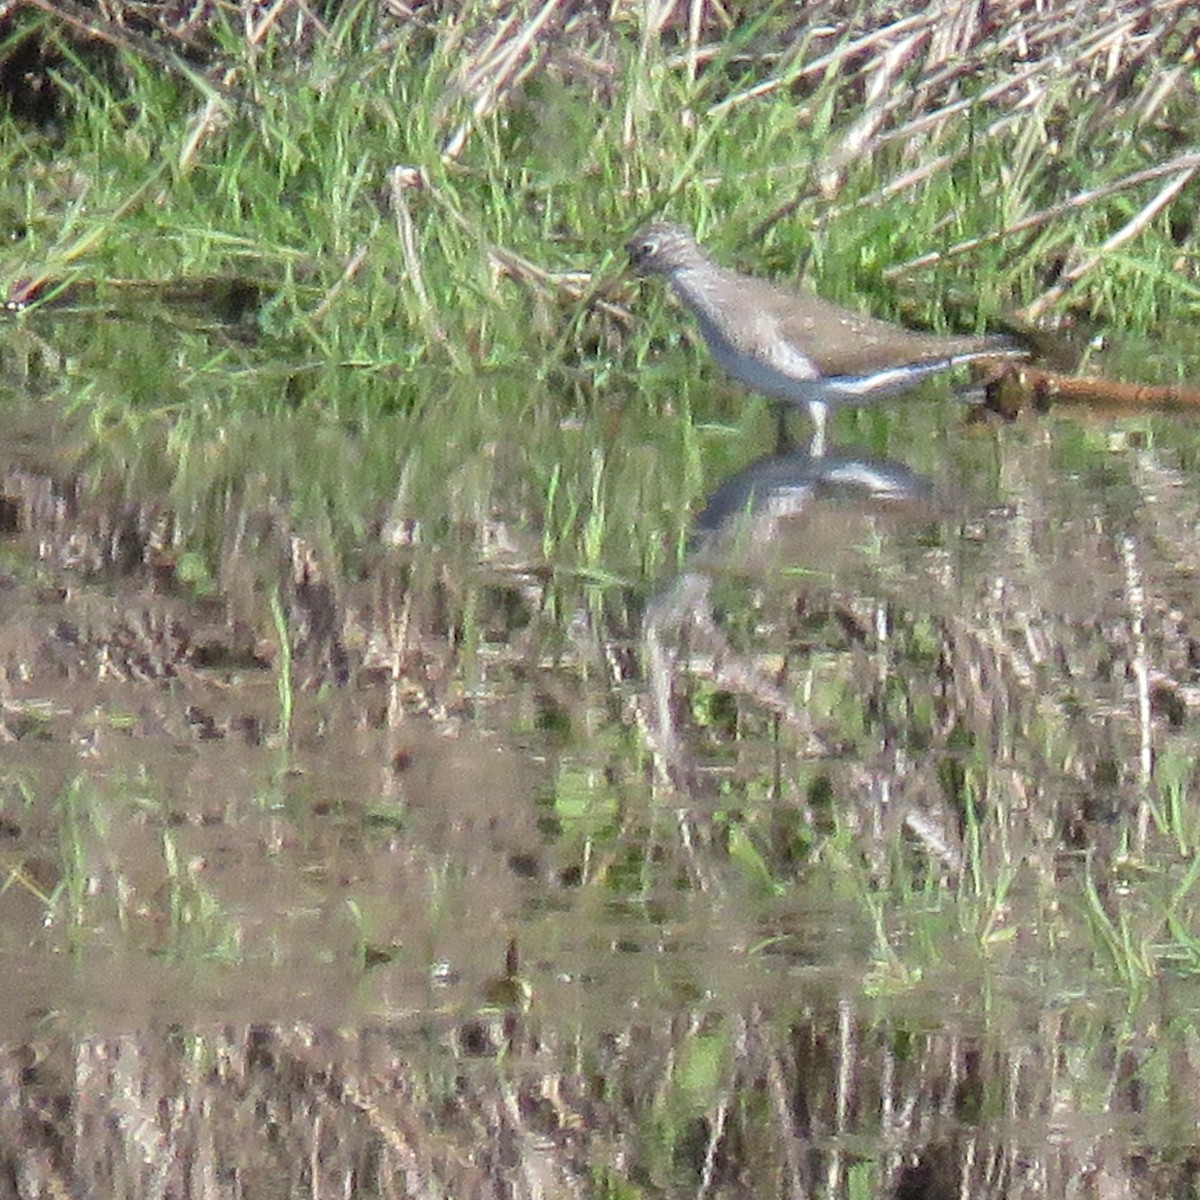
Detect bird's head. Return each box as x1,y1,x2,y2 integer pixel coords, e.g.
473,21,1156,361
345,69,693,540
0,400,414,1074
626,222,706,276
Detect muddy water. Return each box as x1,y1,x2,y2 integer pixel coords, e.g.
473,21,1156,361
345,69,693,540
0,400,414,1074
4,322,1200,1197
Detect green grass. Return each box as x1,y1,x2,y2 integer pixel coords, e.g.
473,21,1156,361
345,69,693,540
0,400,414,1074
6,2,1199,377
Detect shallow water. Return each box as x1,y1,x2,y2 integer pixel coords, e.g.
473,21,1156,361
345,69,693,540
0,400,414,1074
3,312,1200,1197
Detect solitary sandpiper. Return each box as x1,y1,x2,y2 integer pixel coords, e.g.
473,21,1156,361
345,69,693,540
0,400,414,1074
627,221,1024,455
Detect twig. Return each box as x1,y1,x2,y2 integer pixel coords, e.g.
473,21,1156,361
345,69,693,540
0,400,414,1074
998,365,1200,414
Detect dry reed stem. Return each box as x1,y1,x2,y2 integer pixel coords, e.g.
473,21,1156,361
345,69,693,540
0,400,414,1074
310,243,369,325
178,93,230,172
441,0,568,162
1021,166,1197,320
817,28,931,198
884,151,1200,279
487,245,634,325
702,0,1198,249
621,0,680,148
389,166,455,362
244,0,323,47
709,11,937,117
20,0,234,94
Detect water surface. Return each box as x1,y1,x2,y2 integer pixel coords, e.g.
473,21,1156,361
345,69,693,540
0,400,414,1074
2,311,1199,1197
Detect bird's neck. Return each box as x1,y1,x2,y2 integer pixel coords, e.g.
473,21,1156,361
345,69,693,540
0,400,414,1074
665,261,737,323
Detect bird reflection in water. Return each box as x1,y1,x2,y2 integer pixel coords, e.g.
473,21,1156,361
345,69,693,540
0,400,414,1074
642,444,957,867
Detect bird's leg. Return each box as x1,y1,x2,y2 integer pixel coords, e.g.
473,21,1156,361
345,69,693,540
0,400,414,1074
807,402,828,458
774,403,797,455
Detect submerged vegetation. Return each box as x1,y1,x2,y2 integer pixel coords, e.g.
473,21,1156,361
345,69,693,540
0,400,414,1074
4,1,1200,1196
